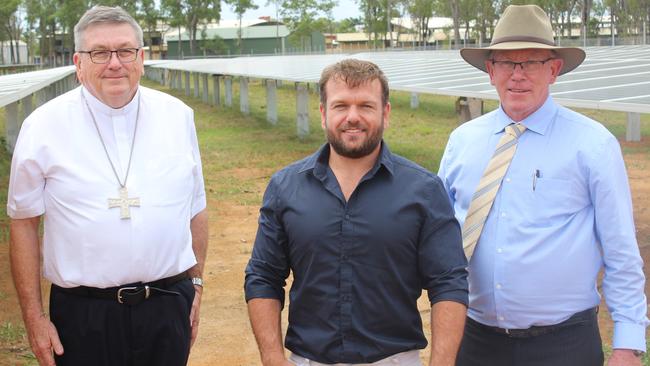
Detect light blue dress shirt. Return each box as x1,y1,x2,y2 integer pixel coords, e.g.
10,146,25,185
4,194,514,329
439,95,648,351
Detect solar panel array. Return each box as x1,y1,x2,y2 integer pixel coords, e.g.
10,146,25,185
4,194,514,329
1,46,648,114
150,45,650,113
0,66,75,108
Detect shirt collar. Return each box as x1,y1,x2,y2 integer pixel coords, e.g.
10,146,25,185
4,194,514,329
494,95,557,136
81,86,140,117
299,141,395,179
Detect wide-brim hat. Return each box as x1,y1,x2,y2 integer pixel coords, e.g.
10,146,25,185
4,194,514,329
460,5,585,75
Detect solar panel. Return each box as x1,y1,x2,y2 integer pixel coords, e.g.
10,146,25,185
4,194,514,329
149,45,650,113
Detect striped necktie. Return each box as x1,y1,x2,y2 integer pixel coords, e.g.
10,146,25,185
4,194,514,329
462,123,526,260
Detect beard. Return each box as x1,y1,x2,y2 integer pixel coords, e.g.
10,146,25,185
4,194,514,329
326,118,384,159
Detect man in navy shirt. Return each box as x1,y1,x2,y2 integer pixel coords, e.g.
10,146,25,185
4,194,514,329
245,59,468,366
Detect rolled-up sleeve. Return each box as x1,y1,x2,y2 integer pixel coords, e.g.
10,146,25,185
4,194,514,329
244,176,291,307
419,177,468,306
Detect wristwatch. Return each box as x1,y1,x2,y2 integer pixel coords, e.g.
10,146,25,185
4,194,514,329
191,277,204,287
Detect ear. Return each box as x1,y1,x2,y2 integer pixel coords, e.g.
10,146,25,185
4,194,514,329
383,102,391,129
485,60,496,86
73,52,83,81
139,48,145,73
320,103,326,130
548,58,564,84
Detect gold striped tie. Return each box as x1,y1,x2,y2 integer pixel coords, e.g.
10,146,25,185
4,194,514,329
462,123,526,259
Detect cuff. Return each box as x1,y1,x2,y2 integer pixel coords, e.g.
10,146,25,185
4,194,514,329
428,288,469,307
612,321,647,352
7,203,44,219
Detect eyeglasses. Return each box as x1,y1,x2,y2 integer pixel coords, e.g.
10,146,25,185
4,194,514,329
489,58,556,73
78,48,140,64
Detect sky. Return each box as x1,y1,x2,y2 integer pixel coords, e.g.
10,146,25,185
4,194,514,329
220,0,361,22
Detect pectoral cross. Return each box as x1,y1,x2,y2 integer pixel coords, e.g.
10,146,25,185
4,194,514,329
108,187,140,219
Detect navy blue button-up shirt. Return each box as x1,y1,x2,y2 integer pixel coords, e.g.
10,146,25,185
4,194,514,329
245,142,468,364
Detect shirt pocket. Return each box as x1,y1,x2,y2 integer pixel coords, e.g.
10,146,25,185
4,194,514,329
510,176,589,227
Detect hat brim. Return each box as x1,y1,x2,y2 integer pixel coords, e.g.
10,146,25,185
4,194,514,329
460,42,586,75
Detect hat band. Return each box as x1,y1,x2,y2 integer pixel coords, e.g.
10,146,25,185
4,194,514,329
491,35,555,47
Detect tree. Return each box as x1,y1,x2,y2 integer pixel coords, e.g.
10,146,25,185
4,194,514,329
162,0,221,56
266,0,283,53
224,0,258,54
200,30,229,55
359,0,385,48
0,0,21,64
25,0,58,65
137,0,162,59
334,17,362,33
405,0,435,46
280,0,335,52
449,0,461,48
55,0,87,65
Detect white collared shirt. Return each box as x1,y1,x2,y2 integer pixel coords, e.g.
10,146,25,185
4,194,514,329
8,86,207,288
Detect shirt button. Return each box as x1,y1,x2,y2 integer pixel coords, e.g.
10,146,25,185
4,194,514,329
497,248,503,253
498,316,505,321
501,212,507,217
505,178,511,183
496,283,502,289
345,214,350,220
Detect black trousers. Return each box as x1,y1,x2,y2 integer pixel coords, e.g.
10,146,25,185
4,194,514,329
456,308,604,366
50,279,195,366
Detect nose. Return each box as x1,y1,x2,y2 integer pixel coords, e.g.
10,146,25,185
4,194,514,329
107,52,122,68
346,105,361,123
510,63,526,79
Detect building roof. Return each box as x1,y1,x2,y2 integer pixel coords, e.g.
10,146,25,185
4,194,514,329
166,25,290,42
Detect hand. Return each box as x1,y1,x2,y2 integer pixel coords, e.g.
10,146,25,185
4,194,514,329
262,352,294,366
25,312,63,366
608,349,642,366
189,285,202,348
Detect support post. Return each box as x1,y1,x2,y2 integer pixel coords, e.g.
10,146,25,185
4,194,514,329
5,102,19,153
455,97,484,123
240,77,250,115
176,70,182,90
202,74,209,103
410,92,419,109
626,112,641,142
225,77,233,107
212,75,221,106
266,80,278,125
194,73,200,98
184,71,191,96
22,94,34,121
37,88,48,107
296,83,310,138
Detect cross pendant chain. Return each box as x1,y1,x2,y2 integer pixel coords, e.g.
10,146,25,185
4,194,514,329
82,91,142,220
108,187,140,219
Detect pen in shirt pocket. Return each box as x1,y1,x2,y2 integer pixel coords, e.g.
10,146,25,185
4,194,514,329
532,169,541,191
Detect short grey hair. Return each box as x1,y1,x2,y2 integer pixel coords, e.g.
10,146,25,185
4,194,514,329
74,6,143,51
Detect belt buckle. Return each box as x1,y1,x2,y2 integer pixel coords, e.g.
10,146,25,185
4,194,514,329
117,285,150,304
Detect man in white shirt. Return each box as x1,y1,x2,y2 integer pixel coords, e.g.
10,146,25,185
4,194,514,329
7,6,208,366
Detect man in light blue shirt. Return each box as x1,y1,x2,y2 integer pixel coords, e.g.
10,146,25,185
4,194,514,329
439,5,648,366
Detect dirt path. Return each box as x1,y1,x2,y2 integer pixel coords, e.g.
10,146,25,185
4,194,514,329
1,141,648,365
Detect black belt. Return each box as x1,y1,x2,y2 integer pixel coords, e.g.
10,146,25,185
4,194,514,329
52,271,189,306
469,307,598,338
